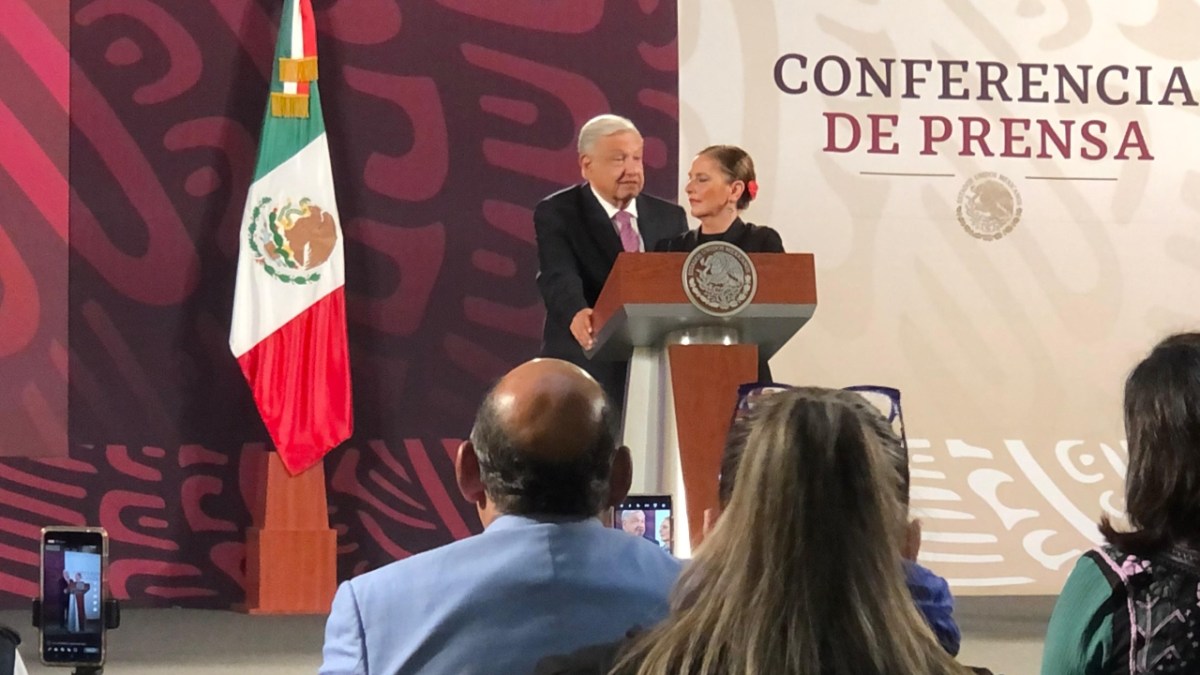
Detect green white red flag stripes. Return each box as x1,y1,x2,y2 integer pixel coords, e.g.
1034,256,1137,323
229,0,352,475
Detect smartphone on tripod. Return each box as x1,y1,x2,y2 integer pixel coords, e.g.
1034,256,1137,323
39,527,109,668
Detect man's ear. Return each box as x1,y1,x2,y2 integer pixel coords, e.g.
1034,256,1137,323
579,154,591,180
599,506,614,528
455,441,486,506
607,446,633,508
901,518,922,561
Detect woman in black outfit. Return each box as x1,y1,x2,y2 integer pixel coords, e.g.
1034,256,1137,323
655,145,783,254
656,145,783,381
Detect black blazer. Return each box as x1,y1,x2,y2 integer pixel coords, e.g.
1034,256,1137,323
535,184,688,363
654,218,784,253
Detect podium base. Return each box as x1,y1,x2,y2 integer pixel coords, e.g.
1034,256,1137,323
244,527,337,614
242,449,337,614
668,343,757,551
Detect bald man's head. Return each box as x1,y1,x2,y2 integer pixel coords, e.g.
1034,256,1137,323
470,359,620,517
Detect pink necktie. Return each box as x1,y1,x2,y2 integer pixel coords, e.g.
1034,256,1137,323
614,210,639,252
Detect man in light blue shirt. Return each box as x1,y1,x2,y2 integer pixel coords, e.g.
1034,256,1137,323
320,358,682,675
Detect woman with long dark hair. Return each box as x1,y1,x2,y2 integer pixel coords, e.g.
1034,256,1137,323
1042,333,1200,674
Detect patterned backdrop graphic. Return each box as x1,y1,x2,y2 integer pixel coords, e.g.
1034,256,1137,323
0,0,680,607
0,0,68,460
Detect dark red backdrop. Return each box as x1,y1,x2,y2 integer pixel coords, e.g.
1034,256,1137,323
0,0,679,607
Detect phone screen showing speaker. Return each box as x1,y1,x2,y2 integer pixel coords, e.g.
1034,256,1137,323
40,527,107,666
613,495,674,555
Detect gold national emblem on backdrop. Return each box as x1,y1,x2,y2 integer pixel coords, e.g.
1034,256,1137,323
955,171,1022,240
682,241,758,317
248,196,338,285
956,172,1022,241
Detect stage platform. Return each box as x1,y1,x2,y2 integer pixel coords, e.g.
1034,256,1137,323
1,596,1054,673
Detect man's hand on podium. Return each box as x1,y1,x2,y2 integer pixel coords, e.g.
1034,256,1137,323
571,308,595,350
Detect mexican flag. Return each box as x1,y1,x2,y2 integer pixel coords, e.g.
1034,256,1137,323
229,0,352,475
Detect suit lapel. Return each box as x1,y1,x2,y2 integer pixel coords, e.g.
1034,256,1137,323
634,195,651,248
636,194,667,249
579,184,623,259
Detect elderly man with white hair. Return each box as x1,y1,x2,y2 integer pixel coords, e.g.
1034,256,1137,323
533,114,687,416
620,509,646,537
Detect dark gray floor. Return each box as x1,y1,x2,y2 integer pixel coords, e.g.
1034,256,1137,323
1,597,1052,673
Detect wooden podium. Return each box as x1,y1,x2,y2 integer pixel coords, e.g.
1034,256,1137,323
587,252,817,552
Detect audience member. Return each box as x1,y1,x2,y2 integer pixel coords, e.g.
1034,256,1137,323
1042,332,1200,675
538,387,972,675
0,624,27,675
718,386,962,655
320,358,681,675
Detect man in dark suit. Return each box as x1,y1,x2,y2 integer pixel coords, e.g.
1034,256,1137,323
57,571,69,629
534,115,688,416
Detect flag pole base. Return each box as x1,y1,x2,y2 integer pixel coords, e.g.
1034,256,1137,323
242,447,337,614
